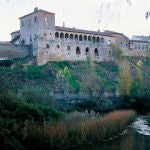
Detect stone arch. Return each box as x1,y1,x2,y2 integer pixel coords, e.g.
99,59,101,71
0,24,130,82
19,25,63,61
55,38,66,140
93,36,96,42
97,37,100,42
65,33,69,39
101,37,104,43
55,32,59,38
84,35,87,41
88,36,91,41
79,35,83,41
70,34,73,40
75,34,78,41
94,48,99,56
46,44,49,49
85,47,90,55
76,46,81,54
60,33,64,39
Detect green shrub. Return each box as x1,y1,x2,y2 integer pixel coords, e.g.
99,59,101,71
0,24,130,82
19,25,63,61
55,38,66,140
0,91,64,123
22,88,55,106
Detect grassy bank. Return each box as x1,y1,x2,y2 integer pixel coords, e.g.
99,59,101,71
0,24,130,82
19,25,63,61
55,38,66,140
24,110,136,149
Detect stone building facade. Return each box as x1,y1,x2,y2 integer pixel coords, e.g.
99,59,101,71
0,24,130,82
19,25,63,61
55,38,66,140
16,7,117,65
10,7,149,65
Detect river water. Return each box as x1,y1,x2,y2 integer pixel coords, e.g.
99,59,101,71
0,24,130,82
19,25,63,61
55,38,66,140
72,116,150,150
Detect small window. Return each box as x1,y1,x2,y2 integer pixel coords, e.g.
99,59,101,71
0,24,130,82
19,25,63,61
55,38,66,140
57,45,60,48
44,33,47,36
34,16,37,22
109,50,112,55
44,17,48,23
67,46,70,50
108,40,111,45
121,42,123,45
76,47,81,55
30,35,32,42
46,44,49,49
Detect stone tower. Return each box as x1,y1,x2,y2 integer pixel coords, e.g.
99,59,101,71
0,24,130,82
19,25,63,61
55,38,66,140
19,7,55,65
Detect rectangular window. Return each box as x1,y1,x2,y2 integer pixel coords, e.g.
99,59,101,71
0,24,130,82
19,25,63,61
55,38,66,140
67,46,70,51
34,16,37,22
44,17,48,23
30,35,32,42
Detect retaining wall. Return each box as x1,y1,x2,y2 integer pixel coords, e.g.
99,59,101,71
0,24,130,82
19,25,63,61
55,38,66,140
0,42,30,59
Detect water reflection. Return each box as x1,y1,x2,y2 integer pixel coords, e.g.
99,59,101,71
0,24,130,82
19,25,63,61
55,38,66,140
72,116,150,150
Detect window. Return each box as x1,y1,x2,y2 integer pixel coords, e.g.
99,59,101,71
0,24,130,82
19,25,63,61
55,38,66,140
46,44,49,49
93,36,96,43
79,35,82,41
88,36,91,41
65,33,69,39
55,32,59,38
85,47,89,55
44,17,48,23
135,44,137,49
70,34,73,40
60,33,64,39
44,32,47,36
109,50,112,55
57,45,60,48
108,40,111,45
34,16,37,22
30,35,32,42
75,34,78,41
67,46,70,51
76,47,81,55
94,48,99,56
84,35,87,41
97,37,100,42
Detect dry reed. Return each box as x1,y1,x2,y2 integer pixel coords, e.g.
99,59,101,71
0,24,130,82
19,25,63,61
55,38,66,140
24,110,136,149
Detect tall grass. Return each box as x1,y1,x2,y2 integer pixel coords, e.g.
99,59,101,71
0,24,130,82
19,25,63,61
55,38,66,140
24,110,136,149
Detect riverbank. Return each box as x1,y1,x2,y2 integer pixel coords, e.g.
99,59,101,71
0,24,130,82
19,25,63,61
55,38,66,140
0,91,136,149
21,110,136,149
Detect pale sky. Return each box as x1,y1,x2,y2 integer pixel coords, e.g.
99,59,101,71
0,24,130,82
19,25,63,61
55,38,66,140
0,0,150,41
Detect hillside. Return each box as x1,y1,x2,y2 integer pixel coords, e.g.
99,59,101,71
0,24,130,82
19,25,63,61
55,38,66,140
0,56,149,100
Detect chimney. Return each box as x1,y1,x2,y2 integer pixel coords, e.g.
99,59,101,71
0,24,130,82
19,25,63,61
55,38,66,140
63,22,65,27
34,7,38,12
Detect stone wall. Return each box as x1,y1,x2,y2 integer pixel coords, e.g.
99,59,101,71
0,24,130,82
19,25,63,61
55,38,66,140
0,42,30,59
